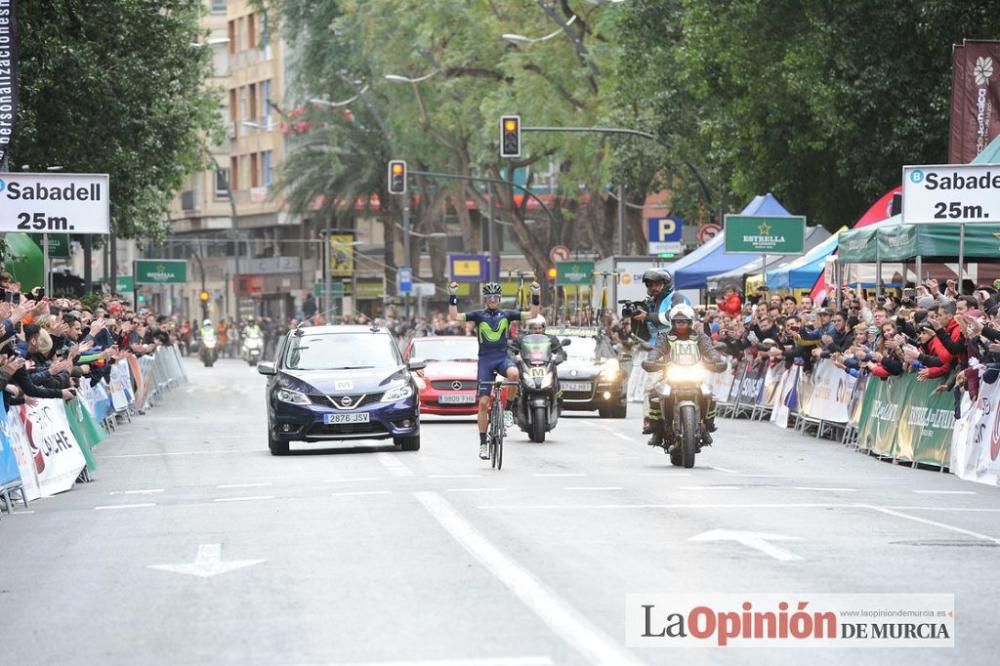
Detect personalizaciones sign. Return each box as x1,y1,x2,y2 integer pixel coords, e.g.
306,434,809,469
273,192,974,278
902,163,1000,224
0,0,15,170
0,172,111,233
724,215,805,254
134,259,188,285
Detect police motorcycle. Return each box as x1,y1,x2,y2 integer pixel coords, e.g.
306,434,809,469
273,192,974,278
199,320,219,368
642,338,712,468
512,334,568,443
241,330,263,366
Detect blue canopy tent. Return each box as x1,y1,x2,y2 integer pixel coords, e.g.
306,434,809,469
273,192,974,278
766,229,843,290
672,193,794,289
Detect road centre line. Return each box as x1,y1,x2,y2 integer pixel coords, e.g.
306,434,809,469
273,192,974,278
708,466,740,474
565,487,623,491
860,504,1000,545
446,488,506,493
109,489,165,495
217,482,272,489
794,487,858,492
94,503,156,510
679,485,741,491
376,452,415,477
414,492,645,666
213,496,275,503
324,477,379,483
912,490,977,495
320,657,554,666
331,490,393,497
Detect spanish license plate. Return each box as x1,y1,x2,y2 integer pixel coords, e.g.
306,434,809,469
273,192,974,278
325,412,370,425
562,382,592,392
439,394,476,404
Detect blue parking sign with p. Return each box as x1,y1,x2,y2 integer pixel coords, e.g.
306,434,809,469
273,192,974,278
648,216,682,243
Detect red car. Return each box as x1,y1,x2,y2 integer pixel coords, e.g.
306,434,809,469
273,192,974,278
404,336,480,415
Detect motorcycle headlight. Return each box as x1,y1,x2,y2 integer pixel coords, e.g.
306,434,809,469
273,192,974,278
276,387,310,405
203,339,217,349
540,372,554,389
600,359,621,381
666,364,706,384
382,383,414,402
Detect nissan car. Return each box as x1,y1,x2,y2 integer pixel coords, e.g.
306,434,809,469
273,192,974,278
258,325,424,455
403,335,479,416
551,326,628,418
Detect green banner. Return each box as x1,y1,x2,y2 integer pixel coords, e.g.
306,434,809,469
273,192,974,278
65,398,106,473
134,259,187,285
30,234,71,258
314,279,385,299
724,215,806,254
556,261,594,286
116,275,134,293
857,371,955,466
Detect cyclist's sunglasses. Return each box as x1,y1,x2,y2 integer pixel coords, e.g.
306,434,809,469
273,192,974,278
484,294,501,303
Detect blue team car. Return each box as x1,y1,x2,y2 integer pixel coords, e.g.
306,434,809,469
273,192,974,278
257,325,424,456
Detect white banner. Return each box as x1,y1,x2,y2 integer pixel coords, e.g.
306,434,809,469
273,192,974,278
950,378,1000,486
802,360,857,424
2,408,41,502
770,365,800,429
23,400,86,497
708,360,735,402
109,362,133,411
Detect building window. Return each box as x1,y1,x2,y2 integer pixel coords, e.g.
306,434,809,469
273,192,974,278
215,168,231,198
240,87,248,125
262,79,272,126
230,157,239,191
247,13,256,50
211,0,226,14
229,89,237,123
261,12,272,60
249,83,257,124
250,152,260,188
262,150,273,187
227,20,236,54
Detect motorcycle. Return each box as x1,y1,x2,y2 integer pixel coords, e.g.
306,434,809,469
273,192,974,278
200,333,219,368
241,333,263,366
643,338,711,468
513,334,565,443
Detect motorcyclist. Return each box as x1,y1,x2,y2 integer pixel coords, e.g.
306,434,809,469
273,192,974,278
645,303,725,450
448,280,541,460
510,316,566,364
200,318,214,341
627,269,690,438
243,317,263,340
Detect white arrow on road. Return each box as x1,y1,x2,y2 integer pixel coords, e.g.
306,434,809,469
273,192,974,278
149,544,265,578
689,529,805,561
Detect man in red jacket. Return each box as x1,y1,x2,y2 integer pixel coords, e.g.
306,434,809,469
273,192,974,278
716,287,743,318
914,323,955,380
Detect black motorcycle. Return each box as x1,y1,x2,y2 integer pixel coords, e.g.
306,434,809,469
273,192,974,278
643,339,711,468
513,334,566,443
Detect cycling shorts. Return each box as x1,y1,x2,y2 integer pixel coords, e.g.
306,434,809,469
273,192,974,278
477,353,516,396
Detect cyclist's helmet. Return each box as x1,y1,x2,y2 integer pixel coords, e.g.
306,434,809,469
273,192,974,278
482,282,503,297
669,303,696,337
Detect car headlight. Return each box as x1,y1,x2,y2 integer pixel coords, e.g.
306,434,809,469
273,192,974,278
276,387,311,405
666,364,706,384
382,383,414,402
600,359,621,381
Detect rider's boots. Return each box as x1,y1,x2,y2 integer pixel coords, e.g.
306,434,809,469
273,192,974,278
642,418,653,435
647,420,665,448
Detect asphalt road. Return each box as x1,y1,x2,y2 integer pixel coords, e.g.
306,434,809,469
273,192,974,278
2,357,999,665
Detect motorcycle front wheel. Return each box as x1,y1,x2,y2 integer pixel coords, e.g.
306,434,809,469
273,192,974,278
680,404,698,469
530,405,547,443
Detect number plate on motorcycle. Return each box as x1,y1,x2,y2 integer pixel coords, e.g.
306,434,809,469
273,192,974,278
324,412,370,425
562,382,592,392
528,367,547,378
438,394,476,404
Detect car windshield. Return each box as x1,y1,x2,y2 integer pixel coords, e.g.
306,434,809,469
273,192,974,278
564,337,598,360
410,337,479,362
284,333,400,371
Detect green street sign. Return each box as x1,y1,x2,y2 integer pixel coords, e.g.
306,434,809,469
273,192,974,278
556,260,594,286
724,215,806,255
30,234,70,258
134,259,188,285
116,275,134,293
315,279,386,299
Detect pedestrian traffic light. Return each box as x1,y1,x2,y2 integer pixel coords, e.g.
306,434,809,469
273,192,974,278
388,160,407,194
199,290,210,302
500,115,521,158
546,266,557,281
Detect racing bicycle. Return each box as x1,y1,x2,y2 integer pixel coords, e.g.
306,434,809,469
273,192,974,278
484,375,518,470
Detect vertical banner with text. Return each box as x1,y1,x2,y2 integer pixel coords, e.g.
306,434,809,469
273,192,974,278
949,40,1000,164
0,0,17,170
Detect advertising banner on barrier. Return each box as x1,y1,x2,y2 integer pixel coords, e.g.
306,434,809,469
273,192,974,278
770,365,800,428
708,361,736,402
760,364,786,408
3,408,41,502
738,360,768,405
23,400,87,496
1,410,22,489
857,375,904,457
802,360,857,424
950,379,1000,485
65,397,106,473
109,362,133,411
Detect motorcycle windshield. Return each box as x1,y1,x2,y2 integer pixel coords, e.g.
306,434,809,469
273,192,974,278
670,339,701,365
521,335,552,364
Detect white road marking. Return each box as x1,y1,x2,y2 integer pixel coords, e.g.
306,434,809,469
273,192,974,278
94,503,156,511
478,502,842,510
708,466,740,474
446,488,506,493
109,489,165,496
689,529,805,562
104,449,244,458
794,487,858,492
534,473,586,478
11,510,36,515
321,657,554,666
217,482,272,489
331,490,393,497
611,432,632,441
638,472,691,477
565,487,623,492
577,420,597,426
415,492,645,666
324,477,379,484
149,543,265,578
886,506,1000,512
213,496,275,503
679,485,741,491
862,504,1000,546
430,474,482,479
912,490,977,495
376,452,415,477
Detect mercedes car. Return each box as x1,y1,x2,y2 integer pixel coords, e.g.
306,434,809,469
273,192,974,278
551,326,628,418
403,336,480,416
258,325,424,455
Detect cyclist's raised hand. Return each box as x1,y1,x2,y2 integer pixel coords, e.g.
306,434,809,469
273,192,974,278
529,281,541,295
448,282,459,295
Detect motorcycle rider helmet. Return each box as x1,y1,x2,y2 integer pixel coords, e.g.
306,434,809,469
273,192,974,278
641,269,666,286
669,303,696,337
527,316,546,335
203,318,212,327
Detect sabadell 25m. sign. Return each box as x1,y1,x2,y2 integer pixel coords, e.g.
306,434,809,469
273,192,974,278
0,172,110,235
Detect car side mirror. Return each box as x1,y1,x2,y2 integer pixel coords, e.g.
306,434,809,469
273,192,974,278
561,338,572,346
257,362,276,376
408,358,427,372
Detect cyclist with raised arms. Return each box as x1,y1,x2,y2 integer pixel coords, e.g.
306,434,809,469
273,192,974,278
448,280,541,459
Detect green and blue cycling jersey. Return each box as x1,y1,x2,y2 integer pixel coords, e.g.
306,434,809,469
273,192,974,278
460,309,523,357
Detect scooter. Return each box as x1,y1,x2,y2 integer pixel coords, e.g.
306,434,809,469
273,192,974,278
241,333,263,366
200,333,219,368
513,334,565,443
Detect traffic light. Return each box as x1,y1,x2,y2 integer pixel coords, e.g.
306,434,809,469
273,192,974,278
500,115,521,158
546,266,557,281
199,290,210,302
388,160,407,194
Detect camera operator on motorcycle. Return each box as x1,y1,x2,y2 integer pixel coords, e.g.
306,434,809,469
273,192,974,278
448,280,541,460
645,304,725,451
626,269,691,440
